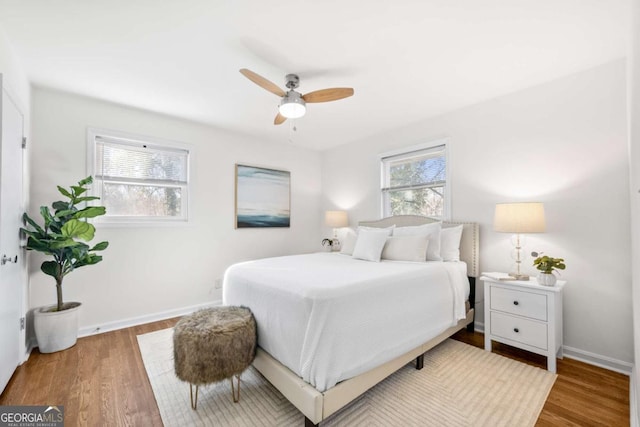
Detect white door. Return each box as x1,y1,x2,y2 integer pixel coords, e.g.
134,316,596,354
0,77,26,394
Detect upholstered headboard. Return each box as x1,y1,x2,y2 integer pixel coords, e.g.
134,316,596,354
358,215,480,278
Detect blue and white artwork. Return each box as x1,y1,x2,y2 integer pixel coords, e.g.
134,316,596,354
235,165,290,228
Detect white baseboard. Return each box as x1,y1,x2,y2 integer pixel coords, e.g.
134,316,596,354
23,342,34,363
473,321,631,375
58,303,640,377
632,368,639,427
558,346,632,375
78,300,222,338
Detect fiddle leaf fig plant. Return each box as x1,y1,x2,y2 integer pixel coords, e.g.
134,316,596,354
531,251,566,274
21,176,109,312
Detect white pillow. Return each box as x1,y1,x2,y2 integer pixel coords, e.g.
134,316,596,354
440,225,464,262
393,222,442,261
340,229,357,255
358,225,395,234
341,225,393,256
351,228,393,262
381,235,429,262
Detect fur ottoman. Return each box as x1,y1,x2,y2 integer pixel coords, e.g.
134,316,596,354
173,306,257,409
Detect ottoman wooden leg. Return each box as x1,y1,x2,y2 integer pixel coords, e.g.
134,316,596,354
190,384,199,410
230,374,241,403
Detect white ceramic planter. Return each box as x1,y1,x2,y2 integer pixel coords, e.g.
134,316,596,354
537,273,557,287
33,302,81,353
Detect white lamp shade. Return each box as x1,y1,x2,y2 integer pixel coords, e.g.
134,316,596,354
494,202,546,233
325,210,348,228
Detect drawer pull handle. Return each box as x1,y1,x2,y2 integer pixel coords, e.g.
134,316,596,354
513,328,520,333
513,301,519,306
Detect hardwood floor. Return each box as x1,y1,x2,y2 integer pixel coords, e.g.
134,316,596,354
452,329,630,426
0,318,178,426
0,320,630,426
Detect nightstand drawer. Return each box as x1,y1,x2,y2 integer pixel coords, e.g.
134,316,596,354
490,312,548,350
490,286,547,321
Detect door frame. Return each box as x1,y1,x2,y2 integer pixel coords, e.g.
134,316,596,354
1,76,28,365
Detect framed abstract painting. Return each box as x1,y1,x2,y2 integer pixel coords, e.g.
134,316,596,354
235,164,291,228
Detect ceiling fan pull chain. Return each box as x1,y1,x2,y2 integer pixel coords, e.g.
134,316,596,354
288,120,296,144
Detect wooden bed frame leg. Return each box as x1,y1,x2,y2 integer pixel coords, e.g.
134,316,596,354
415,354,424,370
305,416,318,427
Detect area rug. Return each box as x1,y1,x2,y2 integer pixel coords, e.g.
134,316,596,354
137,328,556,426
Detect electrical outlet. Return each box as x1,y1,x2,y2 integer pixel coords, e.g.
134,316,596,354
214,278,223,289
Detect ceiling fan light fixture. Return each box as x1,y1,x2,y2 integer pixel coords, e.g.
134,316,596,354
239,69,354,125
279,92,306,119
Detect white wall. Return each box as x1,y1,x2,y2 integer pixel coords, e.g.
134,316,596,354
322,60,632,367
628,0,640,422
28,87,323,332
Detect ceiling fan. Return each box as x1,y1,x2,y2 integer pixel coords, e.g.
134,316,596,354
239,68,354,125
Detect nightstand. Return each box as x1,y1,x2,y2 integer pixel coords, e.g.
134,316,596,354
482,272,565,373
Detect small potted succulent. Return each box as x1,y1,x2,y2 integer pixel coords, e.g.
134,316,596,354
321,238,339,252
531,251,566,286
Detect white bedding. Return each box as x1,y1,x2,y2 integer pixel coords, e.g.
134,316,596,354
223,252,469,392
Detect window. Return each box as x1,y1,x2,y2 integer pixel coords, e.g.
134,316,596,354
87,128,191,223
381,143,448,219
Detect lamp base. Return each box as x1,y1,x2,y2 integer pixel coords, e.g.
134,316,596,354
508,273,530,281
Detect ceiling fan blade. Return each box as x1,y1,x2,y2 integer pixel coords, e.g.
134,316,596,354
239,68,286,97
302,88,354,103
274,113,287,125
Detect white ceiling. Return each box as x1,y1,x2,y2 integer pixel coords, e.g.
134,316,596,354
0,0,629,151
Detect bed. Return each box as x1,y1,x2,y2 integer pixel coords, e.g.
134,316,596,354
223,215,479,426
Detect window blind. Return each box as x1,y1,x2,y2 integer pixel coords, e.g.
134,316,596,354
95,136,188,185
88,129,191,222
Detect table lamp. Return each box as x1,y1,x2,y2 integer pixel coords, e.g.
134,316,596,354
325,210,349,247
494,202,545,280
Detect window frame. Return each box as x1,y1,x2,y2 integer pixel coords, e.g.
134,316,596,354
86,127,193,226
379,139,451,220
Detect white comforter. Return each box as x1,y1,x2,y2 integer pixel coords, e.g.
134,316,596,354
223,252,469,392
